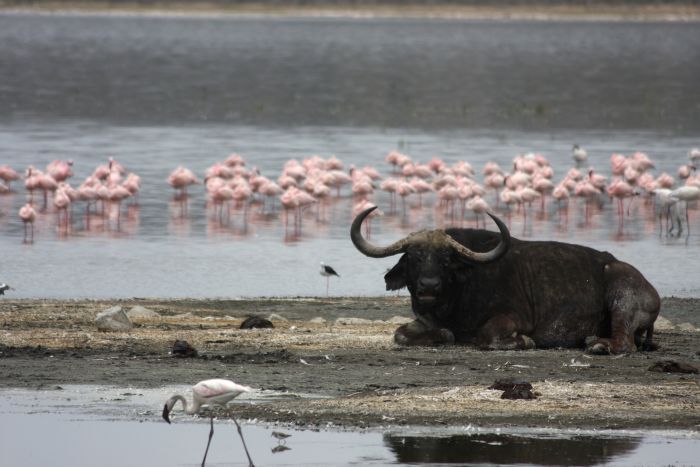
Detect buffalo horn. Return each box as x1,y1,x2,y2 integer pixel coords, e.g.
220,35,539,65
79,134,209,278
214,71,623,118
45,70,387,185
445,212,511,263
351,206,412,258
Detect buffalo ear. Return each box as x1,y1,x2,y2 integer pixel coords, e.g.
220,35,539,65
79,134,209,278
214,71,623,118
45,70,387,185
384,255,407,291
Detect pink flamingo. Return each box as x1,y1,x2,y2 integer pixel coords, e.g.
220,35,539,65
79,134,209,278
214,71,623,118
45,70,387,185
77,182,98,229
122,173,141,203
324,155,344,171
108,185,131,229
396,179,415,215
677,164,695,181
351,178,374,198
610,153,627,176
258,180,283,212
655,173,675,189
409,177,433,207
437,184,459,223
574,180,600,223
380,178,399,212
54,188,71,235
532,175,554,211
352,199,383,237
606,178,637,228
466,195,490,228
224,153,246,167
168,166,199,195
46,159,74,183
168,167,197,215
428,157,445,174
24,167,41,204
0,165,20,190
18,203,37,243
385,150,411,173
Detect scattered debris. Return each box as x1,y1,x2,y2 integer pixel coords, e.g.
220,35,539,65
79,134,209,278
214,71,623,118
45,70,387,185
267,313,288,322
95,306,133,332
648,360,699,374
126,305,161,320
501,386,538,400
488,378,538,400
170,339,198,358
564,358,591,368
335,317,374,325
488,378,533,391
240,316,274,329
387,316,413,325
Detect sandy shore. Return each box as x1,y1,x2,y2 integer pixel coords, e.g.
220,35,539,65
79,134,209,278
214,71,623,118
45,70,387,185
0,296,698,430
2,2,700,21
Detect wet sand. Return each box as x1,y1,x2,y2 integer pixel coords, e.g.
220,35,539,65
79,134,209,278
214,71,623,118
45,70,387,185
0,296,698,430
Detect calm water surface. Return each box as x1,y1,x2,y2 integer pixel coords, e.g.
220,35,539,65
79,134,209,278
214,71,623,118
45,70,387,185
1,386,699,466
0,13,699,299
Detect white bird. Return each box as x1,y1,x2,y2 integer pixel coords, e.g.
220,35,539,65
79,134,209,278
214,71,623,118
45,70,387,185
572,144,588,166
320,262,340,296
689,147,700,167
670,186,700,236
162,379,255,467
0,283,14,295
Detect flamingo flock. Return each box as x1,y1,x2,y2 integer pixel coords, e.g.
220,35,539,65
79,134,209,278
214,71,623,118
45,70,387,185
2,146,699,244
2,157,142,242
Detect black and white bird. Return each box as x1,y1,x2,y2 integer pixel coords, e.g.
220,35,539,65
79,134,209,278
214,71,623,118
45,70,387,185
319,262,339,296
0,283,13,295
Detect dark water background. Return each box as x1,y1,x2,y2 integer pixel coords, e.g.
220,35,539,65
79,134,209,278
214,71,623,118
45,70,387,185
0,13,699,298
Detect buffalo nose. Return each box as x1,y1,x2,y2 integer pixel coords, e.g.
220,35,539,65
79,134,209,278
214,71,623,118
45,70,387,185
418,276,441,292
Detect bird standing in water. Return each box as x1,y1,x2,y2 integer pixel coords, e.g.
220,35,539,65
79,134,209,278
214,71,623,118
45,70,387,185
271,431,292,443
320,262,340,296
162,378,255,467
572,144,588,166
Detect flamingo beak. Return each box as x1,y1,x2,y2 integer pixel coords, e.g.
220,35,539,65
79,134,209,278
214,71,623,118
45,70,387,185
162,403,172,424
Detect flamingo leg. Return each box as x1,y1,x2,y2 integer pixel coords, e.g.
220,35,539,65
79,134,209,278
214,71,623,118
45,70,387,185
231,416,255,467
201,416,214,467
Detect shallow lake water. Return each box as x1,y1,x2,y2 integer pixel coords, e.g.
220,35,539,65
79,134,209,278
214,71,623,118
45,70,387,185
1,13,699,299
1,386,698,466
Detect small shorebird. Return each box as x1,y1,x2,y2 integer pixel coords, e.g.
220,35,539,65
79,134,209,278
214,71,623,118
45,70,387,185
271,431,292,444
162,378,255,467
320,262,340,296
0,283,14,295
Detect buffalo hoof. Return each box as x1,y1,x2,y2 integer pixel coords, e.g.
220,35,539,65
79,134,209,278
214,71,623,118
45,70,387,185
640,341,659,352
520,335,536,350
585,336,616,355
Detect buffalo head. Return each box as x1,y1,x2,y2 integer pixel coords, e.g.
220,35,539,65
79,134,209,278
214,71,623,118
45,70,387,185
351,206,510,316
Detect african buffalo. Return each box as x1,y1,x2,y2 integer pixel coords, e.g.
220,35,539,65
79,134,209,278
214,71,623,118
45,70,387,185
351,207,660,354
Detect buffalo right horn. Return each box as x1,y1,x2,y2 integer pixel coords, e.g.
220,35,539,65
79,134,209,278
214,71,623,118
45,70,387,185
351,206,412,258
444,212,511,263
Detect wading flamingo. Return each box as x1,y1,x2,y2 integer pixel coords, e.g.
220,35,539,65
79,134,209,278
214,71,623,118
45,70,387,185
18,203,37,243
162,378,254,467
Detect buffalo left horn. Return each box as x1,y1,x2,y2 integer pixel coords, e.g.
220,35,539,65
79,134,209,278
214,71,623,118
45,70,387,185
351,206,413,258
351,206,510,263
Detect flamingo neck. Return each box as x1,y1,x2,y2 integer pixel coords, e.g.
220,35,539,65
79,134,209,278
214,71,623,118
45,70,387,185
170,394,200,415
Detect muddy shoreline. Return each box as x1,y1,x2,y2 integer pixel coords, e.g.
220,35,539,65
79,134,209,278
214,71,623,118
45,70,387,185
1,297,698,430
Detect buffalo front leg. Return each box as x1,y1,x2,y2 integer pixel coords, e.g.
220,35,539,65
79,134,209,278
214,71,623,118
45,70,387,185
394,319,455,346
474,314,536,350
